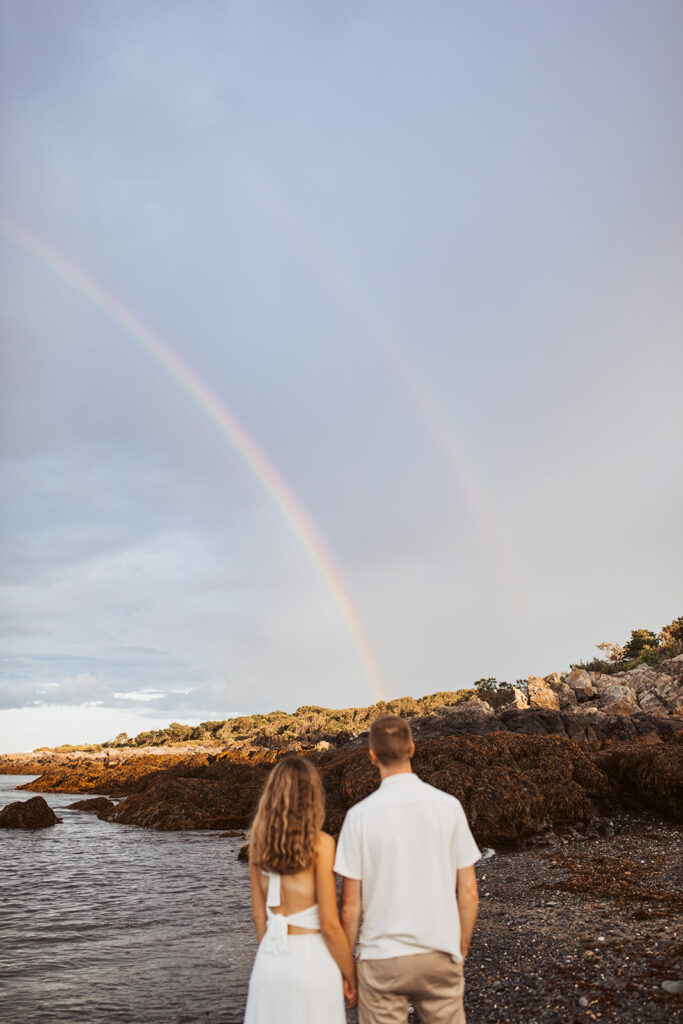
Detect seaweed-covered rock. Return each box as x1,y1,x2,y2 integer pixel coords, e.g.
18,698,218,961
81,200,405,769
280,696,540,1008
21,752,212,795
14,728,683,848
0,795,61,829
66,797,115,815
105,767,272,831
592,740,683,820
317,733,613,847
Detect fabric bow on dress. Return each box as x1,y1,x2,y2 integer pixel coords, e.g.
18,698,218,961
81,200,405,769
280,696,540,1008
262,872,289,955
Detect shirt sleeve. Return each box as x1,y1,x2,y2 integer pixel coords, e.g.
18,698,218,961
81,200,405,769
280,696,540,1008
452,801,481,869
333,808,362,880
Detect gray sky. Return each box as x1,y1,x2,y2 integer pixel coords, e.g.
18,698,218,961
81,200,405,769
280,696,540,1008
1,1,682,751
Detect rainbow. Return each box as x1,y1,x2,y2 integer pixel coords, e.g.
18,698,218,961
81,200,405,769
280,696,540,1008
0,213,388,700
241,160,530,603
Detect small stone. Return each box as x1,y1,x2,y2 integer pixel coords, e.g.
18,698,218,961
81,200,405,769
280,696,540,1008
578,996,589,1007
661,980,683,994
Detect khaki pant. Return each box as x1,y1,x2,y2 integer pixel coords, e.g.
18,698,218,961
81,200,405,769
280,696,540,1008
358,952,465,1024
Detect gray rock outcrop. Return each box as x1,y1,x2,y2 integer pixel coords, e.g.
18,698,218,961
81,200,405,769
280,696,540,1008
527,656,682,720
501,687,529,711
527,676,560,711
564,669,595,701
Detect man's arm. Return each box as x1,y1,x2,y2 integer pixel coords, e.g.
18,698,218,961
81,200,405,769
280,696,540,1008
456,865,479,960
340,876,362,952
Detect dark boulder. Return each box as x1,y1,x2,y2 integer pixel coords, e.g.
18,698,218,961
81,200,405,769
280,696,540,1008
66,797,115,815
318,732,613,846
411,699,504,739
592,739,683,820
498,708,568,736
0,795,61,829
106,770,271,831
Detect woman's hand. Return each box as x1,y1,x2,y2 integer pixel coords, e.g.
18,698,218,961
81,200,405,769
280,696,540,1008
343,977,358,1008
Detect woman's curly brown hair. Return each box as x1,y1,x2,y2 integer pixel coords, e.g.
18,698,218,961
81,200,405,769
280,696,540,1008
249,756,325,874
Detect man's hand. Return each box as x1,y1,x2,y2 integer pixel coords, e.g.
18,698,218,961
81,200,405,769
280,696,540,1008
343,978,358,1008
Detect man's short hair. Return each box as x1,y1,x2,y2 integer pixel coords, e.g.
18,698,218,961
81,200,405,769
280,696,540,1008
369,715,414,765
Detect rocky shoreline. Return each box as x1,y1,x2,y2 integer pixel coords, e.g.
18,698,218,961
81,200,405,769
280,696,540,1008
2,730,679,853
2,656,682,1021
3,656,680,778
2,656,682,848
459,811,683,1024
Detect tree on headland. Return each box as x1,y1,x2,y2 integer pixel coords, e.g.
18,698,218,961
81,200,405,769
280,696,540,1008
572,614,682,674
165,722,193,743
472,677,514,709
595,641,625,663
660,616,683,652
622,629,660,660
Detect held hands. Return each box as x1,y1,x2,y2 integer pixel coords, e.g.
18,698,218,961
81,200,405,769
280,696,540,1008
343,977,358,1009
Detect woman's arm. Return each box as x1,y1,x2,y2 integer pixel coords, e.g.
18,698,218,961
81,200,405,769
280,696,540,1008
248,855,267,943
315,833,357,1003
456,865,479,960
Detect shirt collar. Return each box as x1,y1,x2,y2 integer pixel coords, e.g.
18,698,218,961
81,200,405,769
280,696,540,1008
380,772,418,787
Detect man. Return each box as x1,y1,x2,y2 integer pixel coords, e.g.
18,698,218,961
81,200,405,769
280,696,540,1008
334,715,480,1024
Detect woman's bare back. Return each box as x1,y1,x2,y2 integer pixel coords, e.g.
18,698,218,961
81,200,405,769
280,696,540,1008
258,832,331,933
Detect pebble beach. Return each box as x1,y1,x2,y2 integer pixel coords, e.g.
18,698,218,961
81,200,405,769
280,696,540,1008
461,812,682,1024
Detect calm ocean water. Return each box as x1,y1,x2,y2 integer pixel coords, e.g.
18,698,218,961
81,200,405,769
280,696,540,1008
0,776,257,1024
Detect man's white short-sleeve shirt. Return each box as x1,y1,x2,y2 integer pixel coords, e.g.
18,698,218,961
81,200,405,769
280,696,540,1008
334,772,480,962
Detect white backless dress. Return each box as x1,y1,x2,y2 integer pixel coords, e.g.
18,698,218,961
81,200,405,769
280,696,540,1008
243,871,346,1024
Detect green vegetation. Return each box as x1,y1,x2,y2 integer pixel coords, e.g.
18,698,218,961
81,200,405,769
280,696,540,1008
571,615,683,676
471,678,516,709
104,690,477,749
74,611,681,751
49,743,105,753
102,681,531,749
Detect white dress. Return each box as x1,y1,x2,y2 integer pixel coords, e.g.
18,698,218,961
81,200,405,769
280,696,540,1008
243,871,346,1024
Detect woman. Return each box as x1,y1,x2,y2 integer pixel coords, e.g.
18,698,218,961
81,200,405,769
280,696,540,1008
244,756,357,1023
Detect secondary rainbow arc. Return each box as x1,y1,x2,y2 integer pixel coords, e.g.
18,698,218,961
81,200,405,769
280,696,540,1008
242,161,531,603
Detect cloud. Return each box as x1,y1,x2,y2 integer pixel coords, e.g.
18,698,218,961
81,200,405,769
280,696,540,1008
1,1,682,752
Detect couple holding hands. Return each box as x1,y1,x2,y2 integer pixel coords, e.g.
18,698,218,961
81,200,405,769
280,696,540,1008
244,715,480,1024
